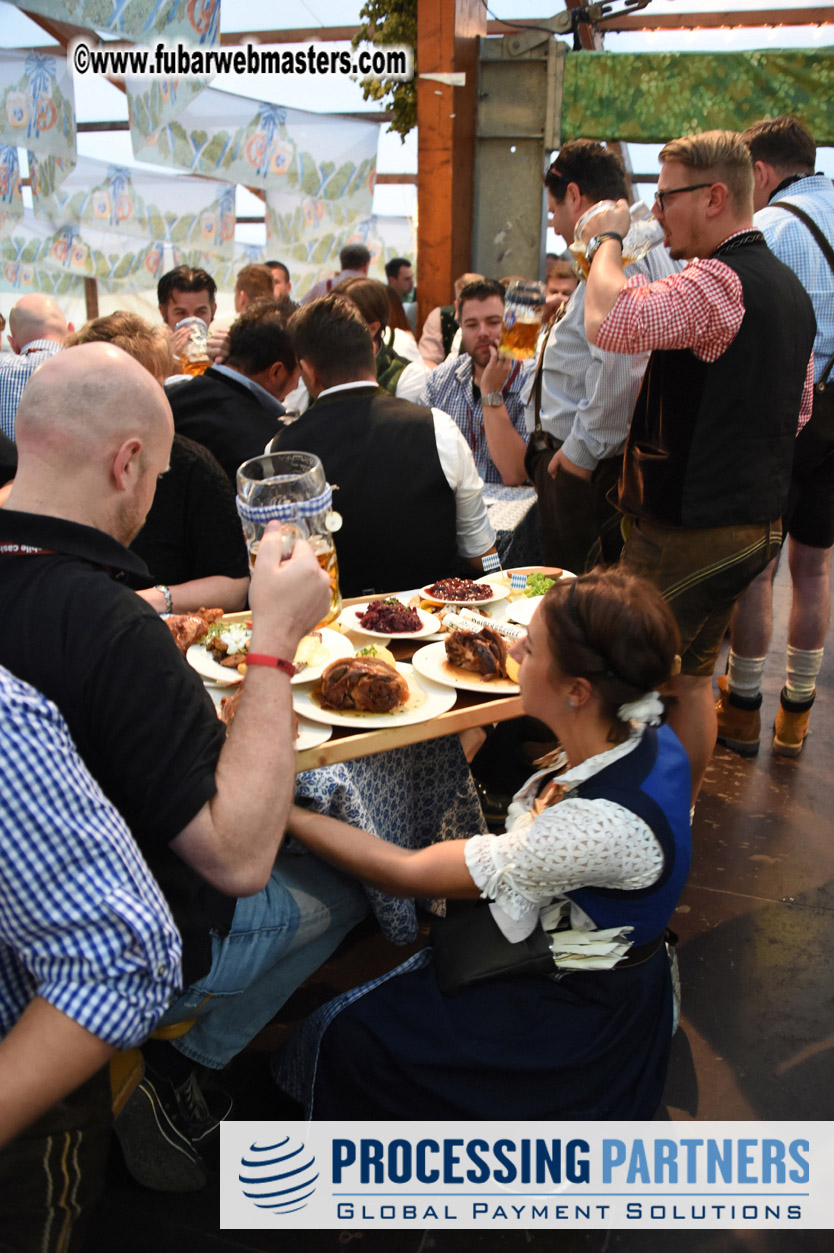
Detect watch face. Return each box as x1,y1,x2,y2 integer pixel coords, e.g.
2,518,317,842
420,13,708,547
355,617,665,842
484,390,504,407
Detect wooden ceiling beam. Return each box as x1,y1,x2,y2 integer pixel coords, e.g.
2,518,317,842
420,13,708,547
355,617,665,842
21,10,834,59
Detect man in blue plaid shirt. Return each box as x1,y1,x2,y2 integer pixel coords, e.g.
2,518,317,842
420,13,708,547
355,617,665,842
419,279,533,486
0,664,182,1248
717,116,834,760
0,294,71,440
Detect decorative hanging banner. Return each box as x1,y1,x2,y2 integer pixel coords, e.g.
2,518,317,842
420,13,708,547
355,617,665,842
170,241,266,292
0,51,76,161
0,258,84,297
363,212,417,277
0,209,165,288
0,146,24,236
561,49,834,145
122,75,209,147
265,190,369,293
7,0,220,45
126,82,378,201
266,201,415,301
30,152,236,256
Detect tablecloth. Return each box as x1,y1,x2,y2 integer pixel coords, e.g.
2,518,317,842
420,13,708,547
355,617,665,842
294,735,486,944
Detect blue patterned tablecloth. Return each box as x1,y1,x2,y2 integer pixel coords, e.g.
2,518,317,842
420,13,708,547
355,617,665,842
294,736,486,944
484,484,542,567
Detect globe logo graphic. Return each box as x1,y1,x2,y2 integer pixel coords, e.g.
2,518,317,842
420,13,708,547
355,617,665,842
239,1135,319,1215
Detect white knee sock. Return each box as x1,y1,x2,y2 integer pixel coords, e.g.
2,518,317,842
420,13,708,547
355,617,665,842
727,650,766,699
785,646,824,703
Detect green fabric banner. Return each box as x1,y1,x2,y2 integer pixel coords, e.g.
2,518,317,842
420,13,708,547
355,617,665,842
561,50,834,145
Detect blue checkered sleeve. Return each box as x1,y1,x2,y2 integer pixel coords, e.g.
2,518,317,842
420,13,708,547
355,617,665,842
756,179,834,383
0,668,182,1047
0,342,64,440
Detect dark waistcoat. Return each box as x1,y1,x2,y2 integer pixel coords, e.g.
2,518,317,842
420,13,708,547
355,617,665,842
271,387,459,596
620,233,816,527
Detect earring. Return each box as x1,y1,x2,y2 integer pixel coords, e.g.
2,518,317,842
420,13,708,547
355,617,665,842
567,698,575,711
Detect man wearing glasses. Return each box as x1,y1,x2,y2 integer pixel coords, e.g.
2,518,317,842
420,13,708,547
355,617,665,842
582,130,815,803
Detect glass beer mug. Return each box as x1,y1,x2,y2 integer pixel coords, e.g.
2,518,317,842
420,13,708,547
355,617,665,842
570,201,666,278
235,451,342,626
497,280,546,361
175,316,211,376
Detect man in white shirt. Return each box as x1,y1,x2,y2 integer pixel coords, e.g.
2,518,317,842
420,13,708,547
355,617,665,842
523,140,678,572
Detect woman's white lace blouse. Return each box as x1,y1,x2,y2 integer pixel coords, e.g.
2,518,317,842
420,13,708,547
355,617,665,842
464,730,666,937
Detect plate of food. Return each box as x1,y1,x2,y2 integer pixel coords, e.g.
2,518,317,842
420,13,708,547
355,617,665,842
339,597,438,639
419,577,507,608
187,621,354,686
204,684,333,751
410,629,521,694
488,567,575,601
292,658,456,729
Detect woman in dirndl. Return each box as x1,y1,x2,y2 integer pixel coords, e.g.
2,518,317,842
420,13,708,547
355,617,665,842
274,567,691,1120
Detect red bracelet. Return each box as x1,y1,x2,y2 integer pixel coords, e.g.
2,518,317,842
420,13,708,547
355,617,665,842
246,653,296,677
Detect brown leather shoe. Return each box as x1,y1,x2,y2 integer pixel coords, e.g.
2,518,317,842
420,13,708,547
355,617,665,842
773,688,814,757
715,674,761,756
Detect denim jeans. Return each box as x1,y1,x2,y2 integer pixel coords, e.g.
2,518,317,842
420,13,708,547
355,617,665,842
159,846,369,1069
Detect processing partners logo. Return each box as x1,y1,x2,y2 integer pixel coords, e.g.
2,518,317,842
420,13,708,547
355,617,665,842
238,1134,318,1216
221,1121,832,1230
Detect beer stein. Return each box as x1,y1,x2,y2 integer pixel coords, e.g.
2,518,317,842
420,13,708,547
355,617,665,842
175,316,211,375
497,280,546,361
570,201,666,278
235,451,342,626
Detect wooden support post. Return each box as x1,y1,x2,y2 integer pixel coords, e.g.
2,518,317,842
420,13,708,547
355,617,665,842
84,278,99,322
416,0,486,334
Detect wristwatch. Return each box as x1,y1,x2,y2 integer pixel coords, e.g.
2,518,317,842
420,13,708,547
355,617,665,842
483,390,504,408
586,232,624,265
154,584,173,615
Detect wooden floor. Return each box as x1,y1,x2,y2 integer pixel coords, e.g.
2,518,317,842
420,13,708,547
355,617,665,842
89,562,834,1252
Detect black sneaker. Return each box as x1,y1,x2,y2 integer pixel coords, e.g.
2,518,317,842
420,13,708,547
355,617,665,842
115,1075,208,1192
172,1068,233,1146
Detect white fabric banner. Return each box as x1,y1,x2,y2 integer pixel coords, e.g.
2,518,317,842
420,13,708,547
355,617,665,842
0,145,24,236
266,201,415,300
7,0,220,44
30,152,236,256
168,241,265,293
0,209,163,288
0,51,76,160
126,82,378,202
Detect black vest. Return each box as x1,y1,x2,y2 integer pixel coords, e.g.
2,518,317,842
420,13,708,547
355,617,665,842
620,232,817,528
270,386,460,596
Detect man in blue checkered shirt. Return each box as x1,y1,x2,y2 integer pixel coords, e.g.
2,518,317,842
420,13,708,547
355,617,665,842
717,116,834,760
0,664,182,1247
419,278,533,486
0,294,70,440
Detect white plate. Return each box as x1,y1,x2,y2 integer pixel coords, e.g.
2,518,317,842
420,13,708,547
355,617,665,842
419,579,507,608
410,640,520,695
205,686,333,752
292,661,456,729
339,602,438,640
187,626,354,687
506,595,545,627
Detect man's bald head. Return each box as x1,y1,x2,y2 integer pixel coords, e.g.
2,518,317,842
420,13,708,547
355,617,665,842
8,294,69,353
11,343,174,542
16,342,172,456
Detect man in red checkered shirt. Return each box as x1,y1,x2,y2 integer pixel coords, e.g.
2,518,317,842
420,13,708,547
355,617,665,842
582,130,815,802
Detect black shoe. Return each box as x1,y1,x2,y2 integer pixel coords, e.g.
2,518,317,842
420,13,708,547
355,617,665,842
173,1068,233,1146
115,1075,208,1192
